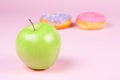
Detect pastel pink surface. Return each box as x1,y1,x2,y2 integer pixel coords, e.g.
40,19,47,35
76,12,106,22
0,0,120,80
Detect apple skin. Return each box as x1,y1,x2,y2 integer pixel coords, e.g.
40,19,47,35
16,23,61,70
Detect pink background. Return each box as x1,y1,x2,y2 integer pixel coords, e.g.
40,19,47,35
0,0,120,80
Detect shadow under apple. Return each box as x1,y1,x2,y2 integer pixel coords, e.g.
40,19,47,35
45,58,75,73
26,57,75,73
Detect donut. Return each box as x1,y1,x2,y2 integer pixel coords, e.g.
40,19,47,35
76,12,106,30
40,13,72,29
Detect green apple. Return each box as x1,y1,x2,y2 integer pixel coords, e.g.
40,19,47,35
16,20,61,70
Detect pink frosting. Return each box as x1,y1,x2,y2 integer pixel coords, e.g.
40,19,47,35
77,12,106,22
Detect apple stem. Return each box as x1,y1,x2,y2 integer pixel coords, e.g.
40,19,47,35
28,19,36,31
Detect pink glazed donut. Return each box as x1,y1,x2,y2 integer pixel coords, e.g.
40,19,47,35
76,12,106,30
